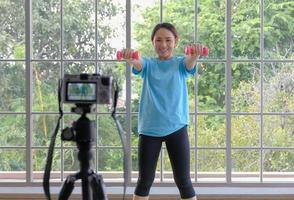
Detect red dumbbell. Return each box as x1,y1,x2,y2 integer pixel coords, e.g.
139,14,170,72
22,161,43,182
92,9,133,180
185,46,209,57
116,50,139,60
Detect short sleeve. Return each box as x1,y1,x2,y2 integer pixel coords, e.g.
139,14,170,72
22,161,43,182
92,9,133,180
132,67,141,75
132,57,148,78
186,66,197,75
179,57,198,77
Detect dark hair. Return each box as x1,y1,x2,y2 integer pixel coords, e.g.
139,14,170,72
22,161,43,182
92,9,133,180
151,22,179,41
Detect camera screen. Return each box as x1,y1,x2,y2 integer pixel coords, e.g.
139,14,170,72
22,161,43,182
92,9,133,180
67,82,96,102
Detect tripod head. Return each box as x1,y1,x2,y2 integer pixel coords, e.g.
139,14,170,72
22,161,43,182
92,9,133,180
71,103,94,115
61,104,96,143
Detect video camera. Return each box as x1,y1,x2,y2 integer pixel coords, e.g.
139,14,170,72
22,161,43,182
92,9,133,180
61,73,113,105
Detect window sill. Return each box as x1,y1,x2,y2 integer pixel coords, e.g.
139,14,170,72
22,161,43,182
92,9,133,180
0,186,293,195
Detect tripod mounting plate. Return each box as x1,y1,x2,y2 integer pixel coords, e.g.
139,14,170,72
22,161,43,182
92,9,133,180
71,104,96,115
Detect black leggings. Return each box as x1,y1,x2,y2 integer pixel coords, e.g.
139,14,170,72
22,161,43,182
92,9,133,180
134,126,195,198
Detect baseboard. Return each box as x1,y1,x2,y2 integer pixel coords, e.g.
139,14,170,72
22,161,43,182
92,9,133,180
1,186,294,200
0,194,294,200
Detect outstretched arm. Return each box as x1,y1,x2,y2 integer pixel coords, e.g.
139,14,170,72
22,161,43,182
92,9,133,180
184,43,204,71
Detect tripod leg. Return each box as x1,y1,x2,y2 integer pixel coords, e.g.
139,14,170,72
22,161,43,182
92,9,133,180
91,173,108,200
58,174,77,200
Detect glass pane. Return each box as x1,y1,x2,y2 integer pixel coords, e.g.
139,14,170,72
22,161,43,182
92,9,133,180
63,0,95,59
263,62,294,112
188,77,196,113
190,150,196,181
33,62,60,112
64,62,96,74
97,62,126,112
131,115,139,147
0,0,25,59
263,115,294,147
264,0,294,59
232,0,260,59
131,73,142,113
154,150,163,183
132,0,160,57
98,149,124,181
64,148,81,172
131,149,139,182
263,150,294,182
198,63,225,112
0,115,25,146
0,149,26,171
33,0,61,59
98,115,126,146
32,149,61,181
162,149,195,182
33,114,61,147
188,115,195,147
162,0,194,56
232,150,260,182
98,0,125,59
197,150,226,182
199,0,226,59
0,62,25,112
162,147,172,182
231,115,260,147
232,63,261,113
0,148,26,182
197,115,226,147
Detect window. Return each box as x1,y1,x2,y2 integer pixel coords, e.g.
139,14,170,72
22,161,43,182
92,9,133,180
0,0,293,186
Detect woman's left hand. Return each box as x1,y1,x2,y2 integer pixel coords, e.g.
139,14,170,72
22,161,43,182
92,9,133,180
184,43,204,70
185,43,204,58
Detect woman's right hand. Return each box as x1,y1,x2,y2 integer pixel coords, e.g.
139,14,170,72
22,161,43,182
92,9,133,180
121,48,136,59
121,48,143,72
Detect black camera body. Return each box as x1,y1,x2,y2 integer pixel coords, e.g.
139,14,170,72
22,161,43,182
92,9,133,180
61,73,113,104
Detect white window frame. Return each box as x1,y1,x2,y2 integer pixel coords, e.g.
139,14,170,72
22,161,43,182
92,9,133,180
0,0,293,189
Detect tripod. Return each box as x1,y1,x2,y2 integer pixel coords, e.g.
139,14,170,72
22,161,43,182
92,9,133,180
59,104,108,200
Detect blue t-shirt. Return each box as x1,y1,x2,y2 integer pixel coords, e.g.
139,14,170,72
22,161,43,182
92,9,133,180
132,56,197,137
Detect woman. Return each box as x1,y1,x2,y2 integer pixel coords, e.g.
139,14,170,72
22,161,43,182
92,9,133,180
122,22,204,200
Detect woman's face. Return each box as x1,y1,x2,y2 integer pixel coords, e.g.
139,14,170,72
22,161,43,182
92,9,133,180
152,28,177,60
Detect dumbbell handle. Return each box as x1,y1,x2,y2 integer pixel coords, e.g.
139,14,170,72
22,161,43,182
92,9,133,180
116,50,139,60
185,47,209,57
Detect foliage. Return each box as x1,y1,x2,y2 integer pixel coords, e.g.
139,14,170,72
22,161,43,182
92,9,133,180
0,0,25,59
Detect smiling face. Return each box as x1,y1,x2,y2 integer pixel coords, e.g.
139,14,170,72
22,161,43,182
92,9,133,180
152,28,178,60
